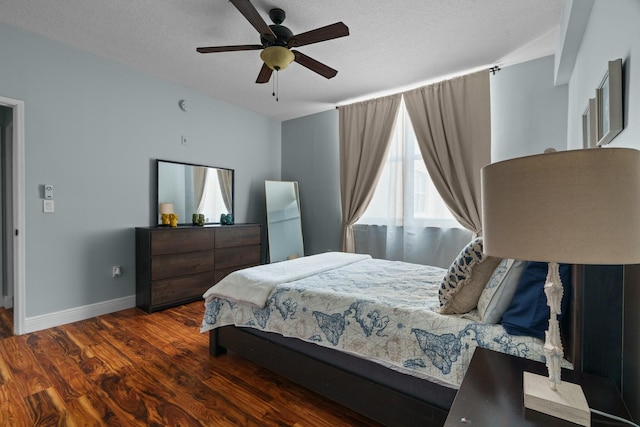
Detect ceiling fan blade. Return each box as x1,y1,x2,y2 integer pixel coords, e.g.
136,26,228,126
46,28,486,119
230,0,276,39
256,63,273,84
197,44,263,53
288,22,349,48
292,51,338,79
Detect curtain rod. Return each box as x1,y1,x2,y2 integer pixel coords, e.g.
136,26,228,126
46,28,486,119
336,66,501,109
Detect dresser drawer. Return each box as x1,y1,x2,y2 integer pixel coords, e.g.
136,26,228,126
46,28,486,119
214,262,260,283
151,271,218,306
215,245,261,270
215,225,261,249
151,250,215,280
151,228,215,255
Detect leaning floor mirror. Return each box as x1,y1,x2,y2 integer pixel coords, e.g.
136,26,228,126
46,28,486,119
265,180,304,263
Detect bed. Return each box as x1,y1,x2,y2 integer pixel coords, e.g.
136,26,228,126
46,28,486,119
200,249,587,427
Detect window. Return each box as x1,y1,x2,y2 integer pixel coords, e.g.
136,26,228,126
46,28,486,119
357,100,458,228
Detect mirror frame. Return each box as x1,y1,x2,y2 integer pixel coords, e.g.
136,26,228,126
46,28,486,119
265,180,304,263
156,159,234,226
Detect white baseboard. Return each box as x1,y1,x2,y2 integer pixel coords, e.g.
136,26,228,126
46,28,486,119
25,295,136,334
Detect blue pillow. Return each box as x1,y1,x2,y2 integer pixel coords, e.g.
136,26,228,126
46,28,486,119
501,262,572,339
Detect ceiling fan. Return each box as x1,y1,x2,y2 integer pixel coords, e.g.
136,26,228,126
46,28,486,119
196,0,349,84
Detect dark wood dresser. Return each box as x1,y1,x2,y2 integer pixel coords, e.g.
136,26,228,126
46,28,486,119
135,224,261,313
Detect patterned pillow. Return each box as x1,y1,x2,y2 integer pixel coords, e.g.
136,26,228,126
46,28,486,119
477,258,527,323
439,237,502,314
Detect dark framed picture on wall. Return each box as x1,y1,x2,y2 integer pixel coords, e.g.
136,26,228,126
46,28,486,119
582,97,597,148
596,58,623,146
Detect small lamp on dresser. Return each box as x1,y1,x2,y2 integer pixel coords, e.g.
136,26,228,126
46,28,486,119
481,148,640,426
159,203,174,226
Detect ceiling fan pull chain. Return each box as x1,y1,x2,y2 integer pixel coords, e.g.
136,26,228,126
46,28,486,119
276,71,279,102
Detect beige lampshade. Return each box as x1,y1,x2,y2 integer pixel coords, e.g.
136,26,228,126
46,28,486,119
260,46,295,71
481,148,640,265
159,203,174,215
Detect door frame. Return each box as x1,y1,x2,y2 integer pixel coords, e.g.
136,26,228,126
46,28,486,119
0,95,26,335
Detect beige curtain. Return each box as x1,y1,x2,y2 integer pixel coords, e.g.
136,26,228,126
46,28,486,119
339,94,402,252
217,169,233,213
193,167,208,213
403,70,491,235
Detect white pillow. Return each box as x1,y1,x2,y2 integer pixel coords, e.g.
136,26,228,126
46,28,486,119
477,258,527,323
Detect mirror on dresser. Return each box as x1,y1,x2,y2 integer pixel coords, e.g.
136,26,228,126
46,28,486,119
156,159,234,225
265,180,304,263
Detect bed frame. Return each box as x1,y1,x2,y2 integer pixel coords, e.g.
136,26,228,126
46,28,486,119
208,264,622,426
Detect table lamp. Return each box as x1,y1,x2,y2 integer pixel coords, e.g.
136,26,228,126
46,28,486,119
481,148,640,426
159,203,174,225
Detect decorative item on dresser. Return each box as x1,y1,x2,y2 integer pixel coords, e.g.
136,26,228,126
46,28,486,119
159,203,174,226
135,224,261,313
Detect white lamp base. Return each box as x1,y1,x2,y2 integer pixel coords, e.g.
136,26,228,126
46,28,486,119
523,371,591,426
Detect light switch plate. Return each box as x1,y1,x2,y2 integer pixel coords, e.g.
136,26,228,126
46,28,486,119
43,200,54,213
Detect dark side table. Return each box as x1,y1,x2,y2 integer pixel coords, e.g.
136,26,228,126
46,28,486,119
444,347,633,427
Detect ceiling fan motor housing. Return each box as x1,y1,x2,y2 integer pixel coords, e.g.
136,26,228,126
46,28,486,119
259,8,292,47
261,24,293,47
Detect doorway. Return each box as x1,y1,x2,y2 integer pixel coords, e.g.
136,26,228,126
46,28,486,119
0,96,25,336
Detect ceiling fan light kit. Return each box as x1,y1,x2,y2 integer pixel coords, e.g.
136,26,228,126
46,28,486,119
196,0,349,92
260,46,294,71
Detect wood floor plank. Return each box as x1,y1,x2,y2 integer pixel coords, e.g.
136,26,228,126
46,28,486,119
96,371,159,425
85,341,134,375
0,307,13,339
0,337,51,398
0,302,383,426
24,387,67,426
25,332,93,401
204,368,306,426
64,394,112,427
62,324,136,376
0,385,31,427
0,348,11,386
81,388,140,426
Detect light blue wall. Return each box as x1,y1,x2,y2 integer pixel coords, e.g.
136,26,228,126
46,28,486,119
281,109,342,255
566,0,639,150
563,0,640,418
0,22,281,318
490,55,569,161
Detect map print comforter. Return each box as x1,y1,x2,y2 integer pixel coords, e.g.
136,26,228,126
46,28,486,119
200,253,549,388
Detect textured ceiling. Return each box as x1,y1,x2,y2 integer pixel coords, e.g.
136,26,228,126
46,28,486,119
0,0,564,121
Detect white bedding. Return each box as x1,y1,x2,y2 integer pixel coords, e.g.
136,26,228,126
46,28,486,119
203,252,371,307
200,253,552,388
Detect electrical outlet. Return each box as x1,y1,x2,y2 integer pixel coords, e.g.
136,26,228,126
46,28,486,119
181,135,187,145
112,266,122,278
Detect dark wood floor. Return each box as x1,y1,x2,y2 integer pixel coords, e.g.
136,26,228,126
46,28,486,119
0,302,382,426
0,307,13,339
